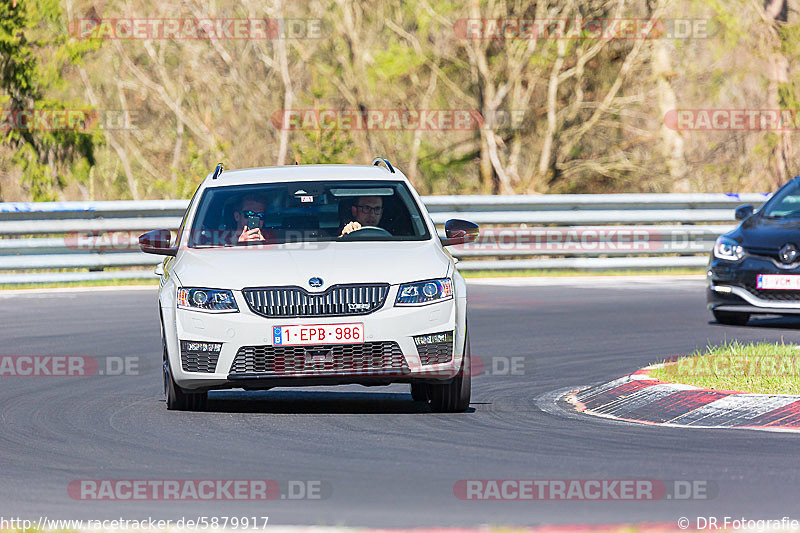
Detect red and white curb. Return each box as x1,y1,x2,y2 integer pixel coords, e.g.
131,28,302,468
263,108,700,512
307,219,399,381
566,366,800,433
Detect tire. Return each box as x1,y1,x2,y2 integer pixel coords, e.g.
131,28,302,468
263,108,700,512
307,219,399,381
165,359,208,411
410,383,429,402
162,316,208,411
713,310,750,326
428,326,471,413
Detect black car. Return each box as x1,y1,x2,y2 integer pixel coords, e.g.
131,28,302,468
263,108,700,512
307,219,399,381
707,176,800,325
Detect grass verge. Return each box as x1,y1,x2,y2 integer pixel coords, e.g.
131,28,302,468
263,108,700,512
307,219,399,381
0,278,159,290
460,267,705,278
650,341,800,395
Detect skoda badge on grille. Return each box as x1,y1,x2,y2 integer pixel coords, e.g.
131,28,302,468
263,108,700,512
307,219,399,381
780,243,798,264
309,277,324,288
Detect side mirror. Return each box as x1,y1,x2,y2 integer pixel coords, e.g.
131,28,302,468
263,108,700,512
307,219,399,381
734,204,754,221
441,219,479,246
139,229,177,256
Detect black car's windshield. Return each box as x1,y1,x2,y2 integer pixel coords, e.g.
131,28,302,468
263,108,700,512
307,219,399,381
761,180,800,218
188,180,430,247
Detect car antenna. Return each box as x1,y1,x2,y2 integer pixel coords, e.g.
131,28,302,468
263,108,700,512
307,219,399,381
211,163,224,180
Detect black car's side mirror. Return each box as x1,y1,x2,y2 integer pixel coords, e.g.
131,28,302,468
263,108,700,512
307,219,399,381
734,204,755,221
139,229,177,256
441,219,479,246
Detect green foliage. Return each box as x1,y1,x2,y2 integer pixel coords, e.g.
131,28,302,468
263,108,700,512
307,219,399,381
370,43,427,82
292,127,356,165
777,24,800,112
14,143,57,201
154,140,228,199
418,142,476,194
0,0,101,200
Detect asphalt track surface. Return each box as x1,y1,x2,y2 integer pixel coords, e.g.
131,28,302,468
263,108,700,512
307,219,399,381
0,277,798,527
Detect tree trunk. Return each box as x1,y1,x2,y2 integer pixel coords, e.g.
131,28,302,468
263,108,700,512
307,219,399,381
765,0,791,189
649,0,687,191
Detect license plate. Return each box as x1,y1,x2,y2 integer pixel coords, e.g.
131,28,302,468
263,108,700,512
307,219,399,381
272,323,364,346
756,274,800,290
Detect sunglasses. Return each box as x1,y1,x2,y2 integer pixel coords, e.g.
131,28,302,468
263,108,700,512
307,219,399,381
356,205,383,215
240,210,265,219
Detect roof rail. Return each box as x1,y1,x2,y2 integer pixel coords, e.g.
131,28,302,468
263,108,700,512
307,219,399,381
371,157,395,174
211,163,224,180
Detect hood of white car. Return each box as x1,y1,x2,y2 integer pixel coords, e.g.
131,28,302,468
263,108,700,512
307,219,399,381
171,240,452,290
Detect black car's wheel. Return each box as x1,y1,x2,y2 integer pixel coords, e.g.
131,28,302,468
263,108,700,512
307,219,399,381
162,317,207,411
713,310,750,326
428,327,471,413
410,383,429,402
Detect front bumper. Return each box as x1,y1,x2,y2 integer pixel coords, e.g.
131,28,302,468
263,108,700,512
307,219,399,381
166,290,463,391
707,254,800,315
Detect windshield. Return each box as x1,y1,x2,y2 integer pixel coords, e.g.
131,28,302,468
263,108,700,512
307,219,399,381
187,180,430,247
761,180,800,218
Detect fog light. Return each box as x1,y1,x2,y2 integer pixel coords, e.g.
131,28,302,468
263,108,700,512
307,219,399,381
180,340,222,353
414,331,454,346
713,285,733,294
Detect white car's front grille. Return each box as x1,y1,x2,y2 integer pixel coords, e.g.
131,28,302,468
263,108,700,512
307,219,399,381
228,342,409,376
242,284,390,318
417,342,454,365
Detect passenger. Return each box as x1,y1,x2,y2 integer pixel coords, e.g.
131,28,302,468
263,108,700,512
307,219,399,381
233,194,267,242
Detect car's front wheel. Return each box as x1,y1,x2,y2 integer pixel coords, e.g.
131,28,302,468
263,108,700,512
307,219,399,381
165,361,208,411
712,310,750,326
428,327,471,413
162,319,208,411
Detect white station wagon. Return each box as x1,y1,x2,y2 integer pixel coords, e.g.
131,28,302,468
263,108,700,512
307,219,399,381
140,159,478,412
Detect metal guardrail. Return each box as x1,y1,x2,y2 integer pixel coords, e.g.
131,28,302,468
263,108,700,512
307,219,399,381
0,193,769,284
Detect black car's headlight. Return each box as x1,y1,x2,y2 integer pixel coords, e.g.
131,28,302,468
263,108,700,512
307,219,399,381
395,278,453,306
177,288,239,313
713,236,745,261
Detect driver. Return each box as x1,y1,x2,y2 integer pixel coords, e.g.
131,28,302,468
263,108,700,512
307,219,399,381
340,195,384,236
233,194,268,242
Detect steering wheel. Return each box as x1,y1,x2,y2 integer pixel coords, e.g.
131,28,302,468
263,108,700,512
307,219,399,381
340,225,392,239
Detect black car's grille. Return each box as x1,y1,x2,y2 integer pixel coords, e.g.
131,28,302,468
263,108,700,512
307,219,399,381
242,284,389,318
745,247,780,261
180,349,219,373
743,282,800,302
229,342,409,376
745,248,800,268
417,341,454,365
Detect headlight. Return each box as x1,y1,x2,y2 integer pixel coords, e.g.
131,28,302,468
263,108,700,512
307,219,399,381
395,278,453,306
177,288,239,313
713,236,745,261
